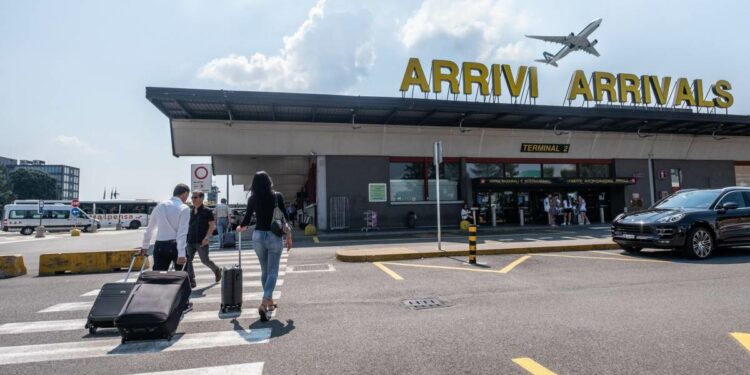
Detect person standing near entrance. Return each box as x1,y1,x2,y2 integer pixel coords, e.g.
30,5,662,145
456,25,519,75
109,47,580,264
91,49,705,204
562,196,573,226
578,195,591,225
543,194,552,225
186,192,221,288
214,198,231,248
140,184,190,271
461,204,471,223
549,195,560,226
237,171,293,321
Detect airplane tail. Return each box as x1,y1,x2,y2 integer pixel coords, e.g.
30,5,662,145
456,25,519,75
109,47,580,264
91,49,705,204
535,51,558,67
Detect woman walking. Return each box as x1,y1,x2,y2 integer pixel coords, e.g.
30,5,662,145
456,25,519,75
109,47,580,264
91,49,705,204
237,171,293,321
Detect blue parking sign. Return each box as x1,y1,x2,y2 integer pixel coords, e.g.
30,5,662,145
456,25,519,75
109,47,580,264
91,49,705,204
71,207,81,217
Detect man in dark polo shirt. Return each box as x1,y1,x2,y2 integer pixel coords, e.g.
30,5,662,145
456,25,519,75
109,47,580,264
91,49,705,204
186,192,221,288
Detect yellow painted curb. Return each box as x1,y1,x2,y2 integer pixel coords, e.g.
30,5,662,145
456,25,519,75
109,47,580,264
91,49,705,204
0,255,27,279
39,250,149,276
336,243,622,262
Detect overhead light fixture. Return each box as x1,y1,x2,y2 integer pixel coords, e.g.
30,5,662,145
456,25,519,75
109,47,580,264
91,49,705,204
712,123,727,141
553,117,569,136
458,113,472,133
351,109,361,130
637,120,653,138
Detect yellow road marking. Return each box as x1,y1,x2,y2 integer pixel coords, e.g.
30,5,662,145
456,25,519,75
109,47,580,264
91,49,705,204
312,236,320,243
373,262,403,280
382,262,504,274
499,255,531,274
731,332,750,354
512,357,557,375
533,253,670,263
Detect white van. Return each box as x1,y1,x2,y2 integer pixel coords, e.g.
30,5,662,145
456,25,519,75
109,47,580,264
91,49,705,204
2,200,98,235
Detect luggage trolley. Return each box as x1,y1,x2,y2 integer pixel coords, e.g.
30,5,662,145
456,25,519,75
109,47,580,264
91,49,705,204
361,210,379,232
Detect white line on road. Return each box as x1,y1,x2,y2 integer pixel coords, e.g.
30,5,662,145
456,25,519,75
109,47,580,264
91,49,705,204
82,279,284,299
130,362,264,375
38,291,281,313
0,329,272,365
2,309,269,335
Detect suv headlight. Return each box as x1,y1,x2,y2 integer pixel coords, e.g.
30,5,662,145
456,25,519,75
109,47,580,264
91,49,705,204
657,213,685,223
614,213,626,222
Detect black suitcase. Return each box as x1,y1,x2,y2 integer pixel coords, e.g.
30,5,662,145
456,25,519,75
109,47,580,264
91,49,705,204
222,230,236,248
85,254,146,334
221,231,243,313
114,269,191,343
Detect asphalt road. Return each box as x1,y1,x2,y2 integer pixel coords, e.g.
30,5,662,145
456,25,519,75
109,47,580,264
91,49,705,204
2,228,750,374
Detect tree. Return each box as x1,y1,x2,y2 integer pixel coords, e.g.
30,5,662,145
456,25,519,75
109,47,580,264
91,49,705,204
0,165,14,211
9,168,59,200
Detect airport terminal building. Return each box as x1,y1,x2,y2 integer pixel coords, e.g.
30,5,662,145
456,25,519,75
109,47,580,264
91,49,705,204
146,63,750,231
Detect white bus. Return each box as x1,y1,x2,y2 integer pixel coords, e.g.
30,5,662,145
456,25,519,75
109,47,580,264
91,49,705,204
79,200,158,230
2,200,96,235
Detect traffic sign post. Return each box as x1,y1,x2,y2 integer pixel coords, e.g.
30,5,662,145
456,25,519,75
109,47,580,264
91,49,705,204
35,200,46,238
191,164,213,193
434,141,443,251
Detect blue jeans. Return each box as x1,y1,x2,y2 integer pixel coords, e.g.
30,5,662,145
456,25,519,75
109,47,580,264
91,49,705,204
216,218,229,247
252,230,283,300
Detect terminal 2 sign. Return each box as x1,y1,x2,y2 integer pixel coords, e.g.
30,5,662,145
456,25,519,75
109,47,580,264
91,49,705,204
399,58,733,109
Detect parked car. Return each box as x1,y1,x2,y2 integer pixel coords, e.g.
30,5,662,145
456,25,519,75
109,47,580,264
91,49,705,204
2,200,99,235
611,187,750,259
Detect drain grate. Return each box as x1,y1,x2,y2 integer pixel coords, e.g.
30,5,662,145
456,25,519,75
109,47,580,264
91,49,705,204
288,264,335,273
402,297,445,311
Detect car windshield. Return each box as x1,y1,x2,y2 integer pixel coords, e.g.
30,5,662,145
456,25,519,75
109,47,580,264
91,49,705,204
655,190,721,209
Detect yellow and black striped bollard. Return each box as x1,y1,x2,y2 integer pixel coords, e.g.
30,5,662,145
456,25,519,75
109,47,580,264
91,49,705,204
468,224,477,264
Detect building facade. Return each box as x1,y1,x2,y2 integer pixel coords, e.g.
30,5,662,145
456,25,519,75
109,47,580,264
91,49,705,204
146,87,750,231
3,159,80,200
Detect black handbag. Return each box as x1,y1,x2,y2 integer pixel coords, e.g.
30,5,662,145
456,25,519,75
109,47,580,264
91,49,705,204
270,194,290,237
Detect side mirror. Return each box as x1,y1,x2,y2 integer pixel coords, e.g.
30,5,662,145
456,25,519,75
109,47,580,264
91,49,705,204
723,202,739,210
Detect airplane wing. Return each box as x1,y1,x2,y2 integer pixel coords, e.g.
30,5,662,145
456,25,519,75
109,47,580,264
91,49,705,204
583,46,600,57
525,35,568,45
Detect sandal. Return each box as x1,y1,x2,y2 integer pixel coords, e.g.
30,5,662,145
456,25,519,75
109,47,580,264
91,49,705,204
258,303,268,322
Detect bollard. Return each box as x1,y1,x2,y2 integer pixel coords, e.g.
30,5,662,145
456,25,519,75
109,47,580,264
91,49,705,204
35,226,46,238
468,224,477,265
70,228,81,237
519,208,525,226
600,207,606,224
491,204,497,227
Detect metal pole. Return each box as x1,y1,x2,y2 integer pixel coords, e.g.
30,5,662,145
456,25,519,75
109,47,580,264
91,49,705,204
226,175,230,204
647,153,655,206
519,208,525,226
600,206,606,224
491,204,497,227
434,142,442,251
468,224,477,264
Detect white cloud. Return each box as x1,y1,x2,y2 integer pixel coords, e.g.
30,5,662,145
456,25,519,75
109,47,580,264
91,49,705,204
399,0,533,61
54,135,100,155
198,0,375,92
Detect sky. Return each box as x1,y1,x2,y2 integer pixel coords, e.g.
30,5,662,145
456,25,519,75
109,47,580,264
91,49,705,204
1,0,748,203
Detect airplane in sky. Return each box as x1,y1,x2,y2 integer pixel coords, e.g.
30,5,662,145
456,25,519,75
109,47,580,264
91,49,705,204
526,18,602,67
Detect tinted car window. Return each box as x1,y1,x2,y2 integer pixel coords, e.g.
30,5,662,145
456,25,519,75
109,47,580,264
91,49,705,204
656,190,721,209
717,191,747,208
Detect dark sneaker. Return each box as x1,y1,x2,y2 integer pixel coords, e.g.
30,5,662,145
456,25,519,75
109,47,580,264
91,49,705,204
214,269,222,283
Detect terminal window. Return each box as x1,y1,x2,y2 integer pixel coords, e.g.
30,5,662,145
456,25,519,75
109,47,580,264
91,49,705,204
736,165,750,187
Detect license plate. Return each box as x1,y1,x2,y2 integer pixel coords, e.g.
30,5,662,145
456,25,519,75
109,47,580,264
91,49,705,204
622,234,635,239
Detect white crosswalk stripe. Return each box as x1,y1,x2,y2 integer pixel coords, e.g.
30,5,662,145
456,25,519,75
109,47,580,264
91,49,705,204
0,329,272,365
2,309,271,335
130,362,264,375
81,279,284,299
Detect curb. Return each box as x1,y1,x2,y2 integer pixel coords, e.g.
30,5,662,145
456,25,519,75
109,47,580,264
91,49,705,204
0,255,27,279
38,250,149,276
336,242,621,262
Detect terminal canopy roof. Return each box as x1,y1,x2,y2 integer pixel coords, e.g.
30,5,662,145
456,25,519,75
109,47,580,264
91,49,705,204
146,87,750,136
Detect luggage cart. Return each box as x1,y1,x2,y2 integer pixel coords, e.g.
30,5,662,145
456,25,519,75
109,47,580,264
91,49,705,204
361,210,379,232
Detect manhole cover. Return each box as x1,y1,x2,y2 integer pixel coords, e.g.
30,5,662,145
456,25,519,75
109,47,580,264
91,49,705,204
402,298,446,311
288,264,335,273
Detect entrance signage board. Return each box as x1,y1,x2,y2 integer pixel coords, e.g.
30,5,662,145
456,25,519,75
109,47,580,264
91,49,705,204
477,177,636,186
368,183,387,202
399,58,733,110
521,143,570,153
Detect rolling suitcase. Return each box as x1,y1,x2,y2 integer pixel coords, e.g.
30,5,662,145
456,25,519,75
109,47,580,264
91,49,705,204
114,266,191,343
85,254,146,334
222,229,236,248
220,231,243,313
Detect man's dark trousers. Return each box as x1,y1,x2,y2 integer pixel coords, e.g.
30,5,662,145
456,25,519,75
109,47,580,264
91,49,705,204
153,240,186,271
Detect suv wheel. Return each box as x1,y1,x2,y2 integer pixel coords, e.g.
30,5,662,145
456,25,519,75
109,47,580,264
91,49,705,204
20,227,34,236
621,246,642,253
684,227,714,259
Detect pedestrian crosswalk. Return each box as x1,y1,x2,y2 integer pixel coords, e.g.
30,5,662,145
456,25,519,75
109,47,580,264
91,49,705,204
0,249,289,371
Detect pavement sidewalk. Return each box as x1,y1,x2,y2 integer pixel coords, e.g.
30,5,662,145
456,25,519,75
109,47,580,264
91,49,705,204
335,236,620,262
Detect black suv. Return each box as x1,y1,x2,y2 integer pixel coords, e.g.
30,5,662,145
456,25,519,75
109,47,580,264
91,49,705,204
611,187,750,259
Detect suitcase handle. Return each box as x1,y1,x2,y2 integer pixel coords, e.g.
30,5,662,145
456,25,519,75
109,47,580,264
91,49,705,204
124,254,148,282
237,231,242,268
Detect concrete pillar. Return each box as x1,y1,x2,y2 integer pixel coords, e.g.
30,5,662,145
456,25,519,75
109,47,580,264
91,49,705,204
316,156,327,231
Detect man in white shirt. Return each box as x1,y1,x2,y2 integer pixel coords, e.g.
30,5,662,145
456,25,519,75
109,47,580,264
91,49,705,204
214,198,231,247
140,184,191,271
